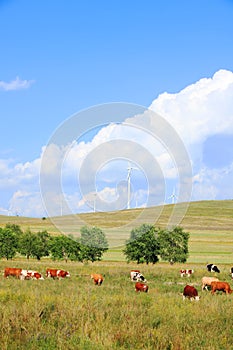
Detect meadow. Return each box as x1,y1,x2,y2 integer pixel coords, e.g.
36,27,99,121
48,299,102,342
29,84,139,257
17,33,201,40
0,200,232,349
0,260,233,350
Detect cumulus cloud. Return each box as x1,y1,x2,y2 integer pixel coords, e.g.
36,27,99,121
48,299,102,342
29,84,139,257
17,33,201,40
1,69,233,217
0,76,34,91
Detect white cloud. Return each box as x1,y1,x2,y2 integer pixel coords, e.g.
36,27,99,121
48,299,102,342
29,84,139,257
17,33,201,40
149,69,233,147
1,69,233,217
0,76,34,91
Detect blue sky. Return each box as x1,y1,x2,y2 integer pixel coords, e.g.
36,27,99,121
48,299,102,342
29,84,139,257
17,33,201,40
0,0,233,218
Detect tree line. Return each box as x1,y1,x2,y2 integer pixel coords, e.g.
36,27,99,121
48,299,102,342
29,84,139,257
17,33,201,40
0,224,108,263
0,223,189,264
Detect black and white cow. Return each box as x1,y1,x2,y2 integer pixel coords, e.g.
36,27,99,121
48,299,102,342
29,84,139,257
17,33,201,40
206,264,220,273
230,267,233,279
130,270,147,283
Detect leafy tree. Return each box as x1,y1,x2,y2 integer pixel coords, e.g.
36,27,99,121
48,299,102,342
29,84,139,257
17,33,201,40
80,226,108,262
18,229,36,259
158,226,189,264
32,231,51,260
49,234,82,262
0,227,19,260
123,224,160,264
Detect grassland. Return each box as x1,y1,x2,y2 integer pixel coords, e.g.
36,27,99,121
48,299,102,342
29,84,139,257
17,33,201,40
0,200,232,263
0,260,233,349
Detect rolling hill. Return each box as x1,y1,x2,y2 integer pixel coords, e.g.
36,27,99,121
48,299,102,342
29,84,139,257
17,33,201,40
0,200,233,263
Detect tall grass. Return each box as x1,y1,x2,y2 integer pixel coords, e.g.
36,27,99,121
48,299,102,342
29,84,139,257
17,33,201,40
0,260,233,349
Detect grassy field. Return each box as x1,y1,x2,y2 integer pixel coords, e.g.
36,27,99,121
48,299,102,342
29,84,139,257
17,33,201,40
0,200,232,263
0,259,233,349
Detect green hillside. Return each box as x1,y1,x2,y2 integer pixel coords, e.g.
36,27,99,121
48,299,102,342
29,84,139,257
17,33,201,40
0,200,233,263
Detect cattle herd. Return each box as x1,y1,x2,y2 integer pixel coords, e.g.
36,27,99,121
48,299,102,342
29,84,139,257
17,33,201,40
2,264,233,300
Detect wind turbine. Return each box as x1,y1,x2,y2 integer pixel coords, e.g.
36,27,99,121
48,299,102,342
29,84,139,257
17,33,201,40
127,164,138,210
168,187,178,204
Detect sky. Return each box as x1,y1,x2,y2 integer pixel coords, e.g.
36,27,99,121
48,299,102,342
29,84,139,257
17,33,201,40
0,0,233,218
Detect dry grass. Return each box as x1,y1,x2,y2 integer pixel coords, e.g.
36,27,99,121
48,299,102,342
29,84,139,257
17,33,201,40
0,260,233,349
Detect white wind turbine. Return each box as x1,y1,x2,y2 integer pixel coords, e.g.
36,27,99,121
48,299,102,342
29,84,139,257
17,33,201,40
127,164,138,210
168,187,178,204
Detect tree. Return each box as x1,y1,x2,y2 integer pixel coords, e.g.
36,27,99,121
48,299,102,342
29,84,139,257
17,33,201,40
158,226,189,264
32,231,51,260
49,234,82,262
0,227,19,260
18,229,36,259
123,224,159,264
80,226,108,262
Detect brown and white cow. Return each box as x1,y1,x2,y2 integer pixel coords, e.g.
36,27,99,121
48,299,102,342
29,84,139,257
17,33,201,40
211,281,233,295
183,285,200,301
91,273,104,286
180,269,194,277
46,269,70,279
130,270,147,283
201,276,219,291
135,282,149,293
4,267,22,279
20,270,44,280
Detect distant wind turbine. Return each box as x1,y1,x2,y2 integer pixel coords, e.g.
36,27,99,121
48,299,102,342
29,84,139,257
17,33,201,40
168,188,178,204
127,164,138,210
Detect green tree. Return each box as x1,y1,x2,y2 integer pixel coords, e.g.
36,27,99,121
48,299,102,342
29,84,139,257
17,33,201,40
49,234,82,262
80,226,108,262
0,227,19,260
18,229,36,259
123,224,159,264
158,226,189,264
32,231,51,260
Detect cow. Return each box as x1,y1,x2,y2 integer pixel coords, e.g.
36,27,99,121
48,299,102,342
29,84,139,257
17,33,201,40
91,273,104,286
46,269,70,279
20,270,44,280
4,267,22,279
201,276,219,291
130,270,147,283
231,267,233,279
206,264,220,273
180,269,194,277
135,282,149,293
211,281,233,295
183,285,200,301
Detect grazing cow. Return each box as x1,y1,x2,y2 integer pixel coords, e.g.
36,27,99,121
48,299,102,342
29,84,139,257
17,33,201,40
20,270,44,280
130,270,147,283
211,281,233,295
46,269,70,279
180,269,194,277
201,276,219,291
135,282,149,293
183,285,200,301
4,267,22,279
206,264,220,273
91,273,104,286
231,267,233,279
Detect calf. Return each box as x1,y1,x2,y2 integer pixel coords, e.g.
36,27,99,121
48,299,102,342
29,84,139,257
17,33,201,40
180,269,194,277
91,273,104,286
4,267,22,279
130,270,147,283
46,269,70,279
183,285,200,301
135,282,149,293
20,270,44,280
211,281,233,295
201,276,219,291
207,264,220,273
